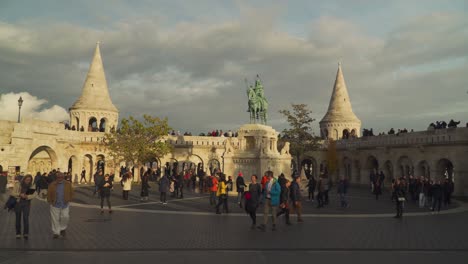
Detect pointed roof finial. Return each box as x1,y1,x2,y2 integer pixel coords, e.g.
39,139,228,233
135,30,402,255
70,43,118,112
320,62,360,123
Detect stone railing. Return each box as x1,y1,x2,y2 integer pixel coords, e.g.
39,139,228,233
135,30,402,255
164,135,239,148
331,127,468,149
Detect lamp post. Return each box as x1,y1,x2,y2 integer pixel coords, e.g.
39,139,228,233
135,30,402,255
17,96,23,123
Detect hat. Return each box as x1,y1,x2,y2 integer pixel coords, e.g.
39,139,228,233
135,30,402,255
238,171,243,177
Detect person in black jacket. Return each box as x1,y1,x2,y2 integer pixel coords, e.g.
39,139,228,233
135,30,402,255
431,180,443,213
236,172,247,208
290,176,303,223
99,174,113,214
306,177,316,201
245,175,262,229
394,179,405,218
276,179,292,225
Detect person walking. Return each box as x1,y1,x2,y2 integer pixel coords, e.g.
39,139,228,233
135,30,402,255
236,172,247,208
98,174,113,214
316,176,325,208
257,171,281,232
140,171,150,202
337,176,349,208
121,172,132,200
11,175,35,239
93,170,104,196
394,179,405,218
431,180,443,213
276,179,292,226
215,174,229,214
306,177,316,202
80,167,87,184
176,173,184,198
208,174,218,206
245,175,262,229
417,177,426,208
290,176,303,223
158,174,169,204
47,172,74,239
373,178,382,200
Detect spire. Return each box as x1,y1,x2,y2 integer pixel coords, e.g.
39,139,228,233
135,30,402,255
320,62,360,123
70,42,118,112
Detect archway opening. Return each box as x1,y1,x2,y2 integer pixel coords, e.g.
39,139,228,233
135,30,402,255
74,117,79,131
342,129,350,139
208,159,221,175
28,146,58,174
365,155,379,184
383,160,393,183
301,158,317,179
83,154,93,182
417,160,430,179
88,117,98,132
99,118,107,132
437,159,454,181
397,156,413,178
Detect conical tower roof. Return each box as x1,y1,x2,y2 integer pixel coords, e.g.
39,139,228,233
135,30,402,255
320,63,360,123
70,42,118,112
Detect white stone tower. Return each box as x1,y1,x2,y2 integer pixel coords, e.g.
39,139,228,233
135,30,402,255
319,63,361,140
69,42,118,132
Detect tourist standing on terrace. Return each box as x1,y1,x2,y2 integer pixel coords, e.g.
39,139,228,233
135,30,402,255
236,172,247,208
11,174,35,239
159,174,169,204
257,171,281,232
337,176,349,208
208,174,218,206
276,179,292,226
245,175,262,229
121,172,132,200
99,174,113,214
215,173,228,214
394,179,405,218
47,172,73,239
290,176,303,223
140,171,150,202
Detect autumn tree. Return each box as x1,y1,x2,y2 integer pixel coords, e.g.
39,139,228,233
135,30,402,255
279,104,320,174
104,115,172,172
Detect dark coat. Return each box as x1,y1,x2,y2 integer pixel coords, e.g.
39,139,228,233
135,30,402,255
290,181,302,202
141,175,150,197
431,184,443,199
236,177,246,193
246,183,262,212
337,179,349,194
159,175,170,193
98,178,113,197
306,178,316,192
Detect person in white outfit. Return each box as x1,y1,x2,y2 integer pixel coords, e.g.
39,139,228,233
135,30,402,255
47,172,74,239
121,171,132,200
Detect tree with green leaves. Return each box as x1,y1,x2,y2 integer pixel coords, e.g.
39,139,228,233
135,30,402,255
104,115,172,172
279,104,320,175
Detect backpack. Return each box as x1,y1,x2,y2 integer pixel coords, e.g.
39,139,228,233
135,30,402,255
3,196,17,212
207,177,214,188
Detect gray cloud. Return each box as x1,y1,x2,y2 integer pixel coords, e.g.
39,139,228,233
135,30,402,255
0,8,466,135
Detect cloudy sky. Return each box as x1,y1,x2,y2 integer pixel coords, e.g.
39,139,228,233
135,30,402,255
0,0,467,134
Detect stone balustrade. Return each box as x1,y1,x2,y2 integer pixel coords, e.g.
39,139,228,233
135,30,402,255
330,127,468,149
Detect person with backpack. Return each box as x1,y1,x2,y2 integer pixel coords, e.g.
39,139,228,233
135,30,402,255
245,175,262,229
215,174,228,214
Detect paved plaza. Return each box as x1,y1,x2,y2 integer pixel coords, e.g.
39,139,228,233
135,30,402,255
1,183,468,263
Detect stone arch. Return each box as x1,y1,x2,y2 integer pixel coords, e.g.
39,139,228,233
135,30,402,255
301,157,318,179
397,156,414,178
383,160,393,182
342,156,352,180
436,158,454,181
74,117,80,131
208,159,221,175
333,129,338,139
165,158,178,176
99,118,107,132
83,154,93,181
88,117,98,132
185,154,204,174
68,155,79,179
416,160,430,178
28,146,58,174
342,129,350,139
365,155,379,183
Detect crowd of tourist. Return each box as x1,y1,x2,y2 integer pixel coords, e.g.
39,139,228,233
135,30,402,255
0,164,458,239
170,129,239,137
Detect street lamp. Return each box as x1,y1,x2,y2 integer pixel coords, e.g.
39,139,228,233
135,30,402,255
17,96,23,123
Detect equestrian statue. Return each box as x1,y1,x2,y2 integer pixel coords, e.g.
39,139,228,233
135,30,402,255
245,74,269,124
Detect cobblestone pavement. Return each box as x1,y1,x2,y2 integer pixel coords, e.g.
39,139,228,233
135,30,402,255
1,183,467,263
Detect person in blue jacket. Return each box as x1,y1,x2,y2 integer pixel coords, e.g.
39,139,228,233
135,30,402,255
257,171,281,232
